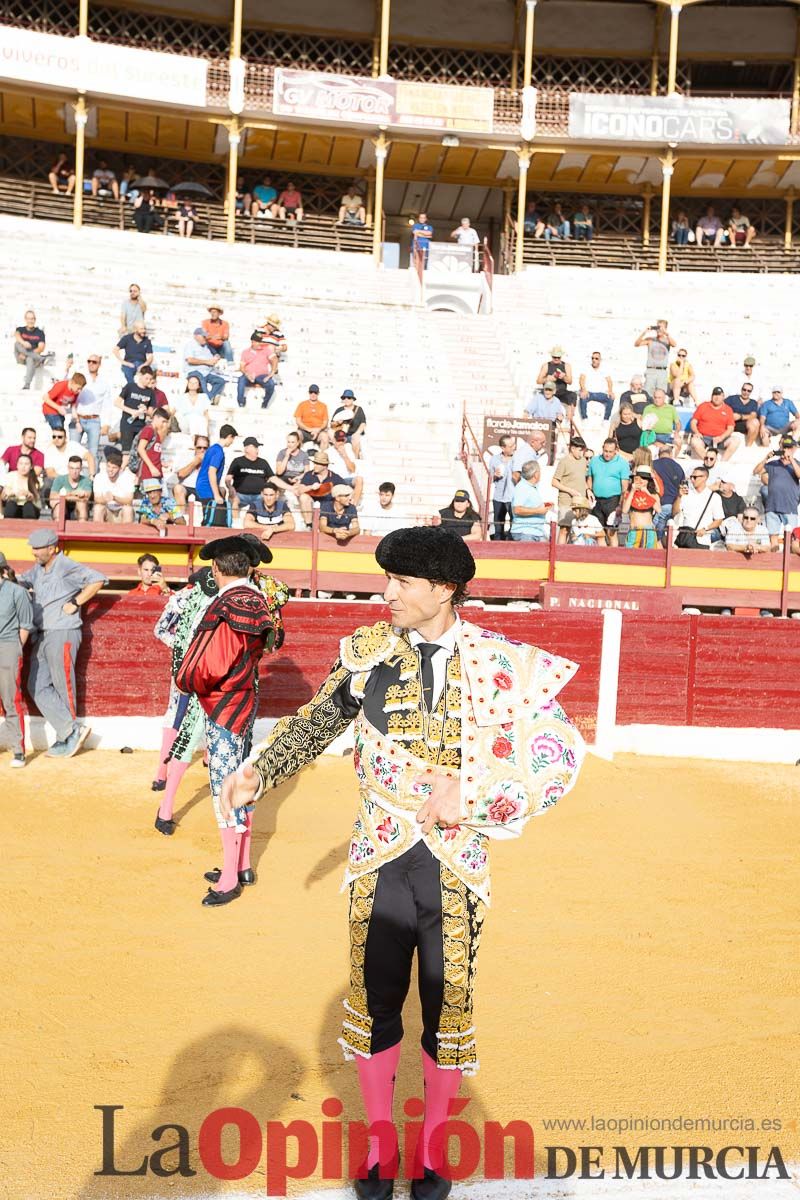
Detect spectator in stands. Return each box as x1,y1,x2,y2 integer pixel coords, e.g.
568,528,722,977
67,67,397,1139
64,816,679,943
718,473,747,525
226,437,277,512
339,185,366,226
320,484,360,544
536,346,576,413
520,200,543,236
48,152,75,195
723,507,772,557
180,327,224,405
695,205,723,248
740,355,762,402
642,387,682,450
195,424,238,527
14,311,48,390
115,366,156,465
526,379,566,428
50,454,92,523
589,438,631,546
552,437,589,523
1,453,40,520
690,387,740,461
2,428,44,478
133,189,161,234
328,431,364,505
243,482,295,542
274,430,310,492
725,381,766,448
251,175,278,218
671,210,690,245
259,312,287,370
236,331,275,409
411,212,434,265
544,203,570,241
44,428,90,503
235,176,252,216
608,401,642,460
137,479,185,531
176,199,197,238
450,217,481,268
115,320,153,386
621,463,660,549
135,407,170,485
120,165,137,199
202,304,233,362
572,204,593,242
92,448,136,524
119,284,146,335
91,161,119,200
42,372,86,433
578,351,614,421
725,206,756,249
619,374,652,415
510,463,549,543
561,496,604,545
131,553,171,595
522,428,551,467
174,375,210,437
652,444,685,542
701,445,724,489
756,441,800,548
673,465,725,548
668,348,698,408
759,388,800,439
362,481,409,535
330,390,366,457
276,181,304,221
77,353,116,459
635,319,675,396
488,434,526,540
295,385,329,445
296,451,345,528
170,435,209,515
435,489,481,541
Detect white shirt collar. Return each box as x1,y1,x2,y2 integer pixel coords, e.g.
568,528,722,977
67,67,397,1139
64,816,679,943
408,614,461,654
216,576,255,597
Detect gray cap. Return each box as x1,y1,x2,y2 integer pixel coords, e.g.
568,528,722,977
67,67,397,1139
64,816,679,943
28,528,58,548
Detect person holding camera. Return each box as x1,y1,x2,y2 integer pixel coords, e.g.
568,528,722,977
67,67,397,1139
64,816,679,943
672,465,725,549
635,319,676,396
755,439,800,549
0,555,34,767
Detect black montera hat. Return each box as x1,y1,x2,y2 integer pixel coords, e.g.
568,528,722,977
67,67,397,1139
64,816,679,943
375,526,475,585
199,534,272,566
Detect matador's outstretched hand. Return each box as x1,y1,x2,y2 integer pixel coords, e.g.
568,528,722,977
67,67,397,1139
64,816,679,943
220,762,260,822
415,773,461,834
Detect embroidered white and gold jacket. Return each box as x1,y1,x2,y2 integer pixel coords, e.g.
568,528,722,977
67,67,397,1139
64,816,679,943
248,619,585,905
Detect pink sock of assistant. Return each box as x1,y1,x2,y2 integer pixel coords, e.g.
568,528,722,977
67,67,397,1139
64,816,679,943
237,811,252,873
154,727,177,783
421,1048,462,1172
357,1042,402,1170
158,759,189,822
215,826,242,892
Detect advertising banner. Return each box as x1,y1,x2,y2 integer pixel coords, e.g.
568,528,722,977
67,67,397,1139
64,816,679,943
568,93,790,145
0,24,208,108
482,414,555,465
273,68,494,133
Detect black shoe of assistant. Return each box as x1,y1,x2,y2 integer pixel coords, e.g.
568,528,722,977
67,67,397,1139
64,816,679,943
410,1168,452,1200
353,1163,394,1200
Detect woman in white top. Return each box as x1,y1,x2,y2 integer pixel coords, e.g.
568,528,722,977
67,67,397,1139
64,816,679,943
174,376,210,437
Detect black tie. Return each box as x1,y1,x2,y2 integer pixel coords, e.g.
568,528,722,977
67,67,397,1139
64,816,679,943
417,643,440,710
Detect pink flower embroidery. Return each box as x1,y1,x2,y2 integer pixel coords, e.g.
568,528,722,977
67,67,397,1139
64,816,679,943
493,671,513,691
376,817,397,844
488,795,520,823
492,735,513,759
441,825,460,842
531,734,562,764
544,782,564,807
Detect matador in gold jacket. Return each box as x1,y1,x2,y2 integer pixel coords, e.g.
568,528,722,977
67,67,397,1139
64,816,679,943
222,526,585,1200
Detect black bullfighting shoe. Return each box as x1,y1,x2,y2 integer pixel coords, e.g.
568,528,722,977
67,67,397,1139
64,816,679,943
410,1167,452,1200
353,1162,394,1199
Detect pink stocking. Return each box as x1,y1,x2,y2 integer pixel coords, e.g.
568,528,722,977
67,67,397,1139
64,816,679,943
154,727,177,783
356,1042,402,1170
421,1048,461,1172
215,826,242,893
237,811,252,873
158,759,189,822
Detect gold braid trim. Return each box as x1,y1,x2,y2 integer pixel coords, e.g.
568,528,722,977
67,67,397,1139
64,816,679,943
339,621,399,673
339,871,379,1060
250,658,355,793
436,867,486,1076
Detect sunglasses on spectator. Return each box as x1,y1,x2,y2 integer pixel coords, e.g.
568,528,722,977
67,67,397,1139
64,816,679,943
677,353,687,358
742,515,758,521
87,357,100,363
772,389,783,394
690,473,705,479
742,386,753,392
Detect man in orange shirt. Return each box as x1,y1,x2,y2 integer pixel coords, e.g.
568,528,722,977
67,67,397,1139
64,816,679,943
294,385,329,445
42,372,86,432
202,304,233,363
690,386,742,461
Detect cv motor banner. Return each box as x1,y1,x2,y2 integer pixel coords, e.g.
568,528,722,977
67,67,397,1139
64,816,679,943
273,68,495,133
0,24,208,107
568,94,790,146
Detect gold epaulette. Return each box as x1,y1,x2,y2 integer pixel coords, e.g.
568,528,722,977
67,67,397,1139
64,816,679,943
339,621,402,673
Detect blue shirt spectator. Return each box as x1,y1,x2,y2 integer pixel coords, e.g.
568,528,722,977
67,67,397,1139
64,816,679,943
760,392,799,434
589,445,631,498
510,463,548,542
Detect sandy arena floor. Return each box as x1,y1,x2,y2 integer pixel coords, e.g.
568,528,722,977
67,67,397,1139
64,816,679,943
3,750,798,1199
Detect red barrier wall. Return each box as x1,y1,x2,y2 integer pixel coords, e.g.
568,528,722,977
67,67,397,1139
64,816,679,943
17,597,800,740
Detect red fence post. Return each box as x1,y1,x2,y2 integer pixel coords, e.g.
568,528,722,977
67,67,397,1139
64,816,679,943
780,528,791,617
685,613,699,725
548,519,557,583
310,503,320,597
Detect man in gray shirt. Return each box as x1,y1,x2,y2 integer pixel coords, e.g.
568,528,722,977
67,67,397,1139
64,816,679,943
488,434,528,540
0,554,35,767
19,529,107,757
